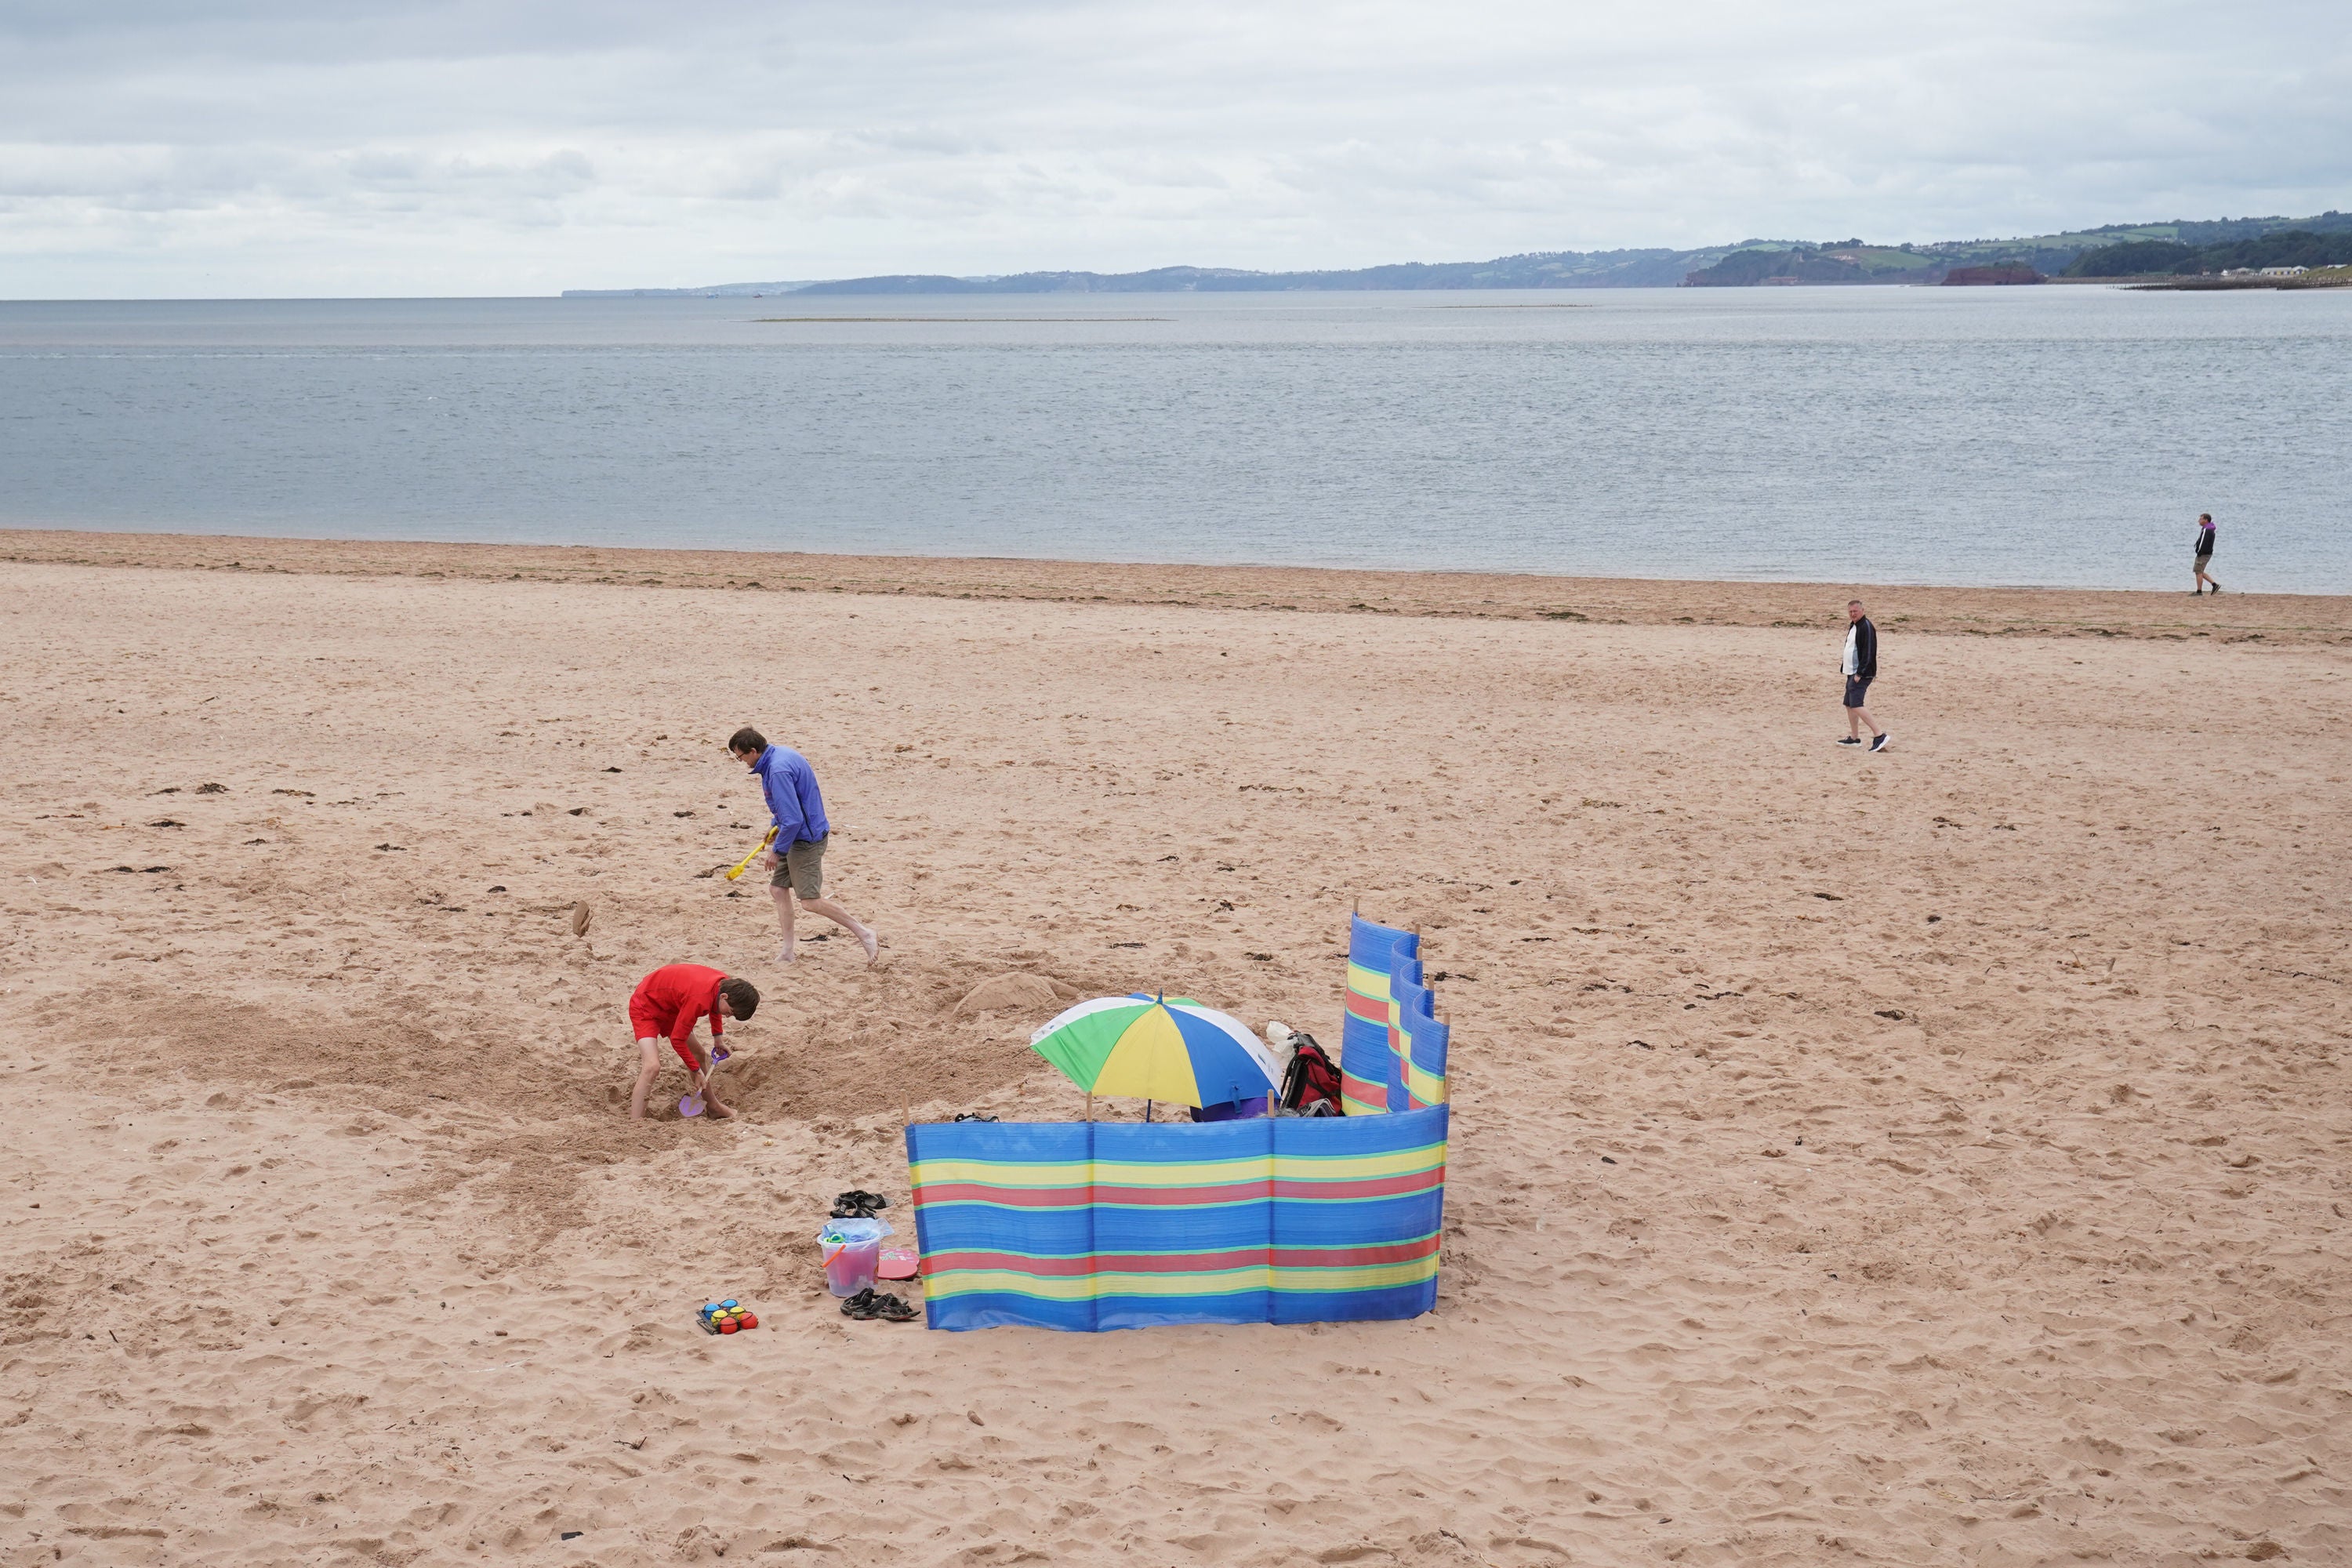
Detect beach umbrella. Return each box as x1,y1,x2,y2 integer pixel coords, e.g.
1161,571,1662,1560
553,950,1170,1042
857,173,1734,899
1029,993,1280,1111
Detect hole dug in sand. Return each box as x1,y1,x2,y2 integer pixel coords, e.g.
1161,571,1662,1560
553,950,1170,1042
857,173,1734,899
77,945,1113,1134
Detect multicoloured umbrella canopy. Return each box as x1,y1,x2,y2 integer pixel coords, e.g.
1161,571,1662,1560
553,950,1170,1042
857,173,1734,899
1029,993,1281,1107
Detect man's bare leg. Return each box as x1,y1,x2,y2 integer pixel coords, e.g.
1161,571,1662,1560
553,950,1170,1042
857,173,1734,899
630,1037,663,1120
768,882,799,964
800,895,881,965
1852,702,1883,739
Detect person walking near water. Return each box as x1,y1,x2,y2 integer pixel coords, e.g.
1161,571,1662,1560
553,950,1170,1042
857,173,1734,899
728,727,881,966
2193,513,2221,594
1838,600,1889,753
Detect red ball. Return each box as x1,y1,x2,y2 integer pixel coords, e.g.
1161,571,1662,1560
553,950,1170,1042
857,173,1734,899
719,1319,739,1334
739,1314,758,1330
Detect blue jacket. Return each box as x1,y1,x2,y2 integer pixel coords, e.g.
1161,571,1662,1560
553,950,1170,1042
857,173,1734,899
751,745,829,845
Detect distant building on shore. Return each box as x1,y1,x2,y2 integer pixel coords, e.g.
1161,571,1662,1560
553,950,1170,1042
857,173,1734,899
2260,265,2310,278
1943,265,2045,286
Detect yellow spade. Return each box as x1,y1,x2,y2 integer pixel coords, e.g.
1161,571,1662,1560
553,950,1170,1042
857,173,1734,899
723,826,778,882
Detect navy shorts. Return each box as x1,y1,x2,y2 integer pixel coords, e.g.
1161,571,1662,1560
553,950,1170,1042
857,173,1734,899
1843,677,1871,709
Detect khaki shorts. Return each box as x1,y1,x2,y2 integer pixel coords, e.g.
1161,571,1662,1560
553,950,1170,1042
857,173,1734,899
771,834,826,898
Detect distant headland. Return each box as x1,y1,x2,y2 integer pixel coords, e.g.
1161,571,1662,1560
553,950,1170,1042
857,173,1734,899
564,209,2352,296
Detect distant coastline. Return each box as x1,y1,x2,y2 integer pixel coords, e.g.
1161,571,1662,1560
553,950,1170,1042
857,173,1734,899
2132,264,2352,292
565,207,2352,297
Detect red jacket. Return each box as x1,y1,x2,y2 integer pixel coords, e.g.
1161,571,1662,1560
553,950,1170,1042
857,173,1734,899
628,964,728,1051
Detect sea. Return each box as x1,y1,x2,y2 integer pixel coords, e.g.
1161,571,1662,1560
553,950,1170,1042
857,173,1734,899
3,287,2347,593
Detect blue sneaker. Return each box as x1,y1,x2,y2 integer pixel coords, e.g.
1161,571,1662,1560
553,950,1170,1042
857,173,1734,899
1869,733,1891,753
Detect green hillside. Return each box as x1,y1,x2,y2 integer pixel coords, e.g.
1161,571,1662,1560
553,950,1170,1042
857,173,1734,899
572,209,2352,296
2067,228,2352,278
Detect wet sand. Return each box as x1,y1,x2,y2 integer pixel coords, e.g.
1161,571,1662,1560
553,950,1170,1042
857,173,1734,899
5,527,2347,644
2,540,2348,1566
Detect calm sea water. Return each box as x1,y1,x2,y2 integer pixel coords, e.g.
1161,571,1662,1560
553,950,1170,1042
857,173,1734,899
2,288,2347,592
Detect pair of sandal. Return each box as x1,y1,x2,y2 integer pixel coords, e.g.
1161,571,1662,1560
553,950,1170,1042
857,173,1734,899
839,1287,919,1323
830,1189,891,1218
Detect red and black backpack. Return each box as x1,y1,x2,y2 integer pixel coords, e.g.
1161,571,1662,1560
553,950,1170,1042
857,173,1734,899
1279,1032,1343,1116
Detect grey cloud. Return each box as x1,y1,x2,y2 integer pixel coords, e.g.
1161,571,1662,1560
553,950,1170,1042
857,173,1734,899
0,0,2346,296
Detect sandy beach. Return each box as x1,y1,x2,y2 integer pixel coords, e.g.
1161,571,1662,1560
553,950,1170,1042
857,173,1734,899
3,537,2348,1566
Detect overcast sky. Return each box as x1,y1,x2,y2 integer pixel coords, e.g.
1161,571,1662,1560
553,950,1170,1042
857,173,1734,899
3,1,2347,297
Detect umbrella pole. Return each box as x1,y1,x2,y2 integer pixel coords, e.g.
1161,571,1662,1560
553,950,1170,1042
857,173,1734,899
1145,1098,1153,1123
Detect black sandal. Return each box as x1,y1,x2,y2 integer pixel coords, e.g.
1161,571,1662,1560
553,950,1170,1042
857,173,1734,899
838,1287,877,1319
868,1293,920,1323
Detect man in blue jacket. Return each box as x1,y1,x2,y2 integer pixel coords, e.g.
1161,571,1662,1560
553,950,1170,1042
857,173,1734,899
1838,600,1889,753
728,727,880,965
